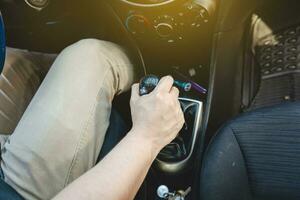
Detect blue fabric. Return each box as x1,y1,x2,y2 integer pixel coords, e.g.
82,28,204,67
0,12,5,73
0,179,23,200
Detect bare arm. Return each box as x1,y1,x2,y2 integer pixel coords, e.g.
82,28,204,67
52,130,158,200
53,76,184,200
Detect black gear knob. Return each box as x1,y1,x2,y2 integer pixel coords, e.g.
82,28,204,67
139,75,192,96
139,75,160,96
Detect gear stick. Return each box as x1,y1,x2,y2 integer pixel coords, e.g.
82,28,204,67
139,75,192,96
138,75,204,172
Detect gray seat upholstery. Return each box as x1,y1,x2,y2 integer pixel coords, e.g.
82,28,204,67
0,48,56,135
200,102,300,200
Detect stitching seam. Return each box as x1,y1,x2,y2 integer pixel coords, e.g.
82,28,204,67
63,68,111,186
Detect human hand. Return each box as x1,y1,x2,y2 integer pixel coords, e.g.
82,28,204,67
130,76,185,152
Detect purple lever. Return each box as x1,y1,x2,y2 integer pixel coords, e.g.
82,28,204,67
189,81,207,94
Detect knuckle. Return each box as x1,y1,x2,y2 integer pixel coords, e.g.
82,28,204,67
131,84,138,92
155,92,163,100
130,97,136,104
166,75,174,82
161,75,174,84
173,87,179,94
181,116,185,124
180,116,185,123
174,102,181,111
169,100,176,108
177,118,184,127
132,83,139,88
130,101,134,107
178,111,184,120
178,112,184,120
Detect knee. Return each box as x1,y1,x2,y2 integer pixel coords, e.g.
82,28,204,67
65,39,124,61
73,39,115,53
58,39,129,71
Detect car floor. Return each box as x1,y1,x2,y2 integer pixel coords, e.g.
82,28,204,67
249,0,300,110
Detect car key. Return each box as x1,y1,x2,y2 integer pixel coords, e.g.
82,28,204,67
157,185,191,200
168,187,192,200
176,187,192,200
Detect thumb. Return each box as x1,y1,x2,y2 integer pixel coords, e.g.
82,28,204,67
130,83,140,102
154,76,174,94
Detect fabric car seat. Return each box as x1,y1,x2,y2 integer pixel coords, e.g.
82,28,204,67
200,102,300,200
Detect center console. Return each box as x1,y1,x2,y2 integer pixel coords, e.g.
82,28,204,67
105,0,217,198
156,97,203,173
139,74,204,173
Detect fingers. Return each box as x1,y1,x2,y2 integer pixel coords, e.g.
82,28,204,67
154,76,174,93
175,100,184,121
130,83,140,101
170,86,179,98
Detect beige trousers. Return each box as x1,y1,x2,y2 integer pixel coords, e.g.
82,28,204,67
0,39,135,200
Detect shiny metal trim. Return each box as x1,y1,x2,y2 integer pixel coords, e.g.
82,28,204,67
155,97,203,173
118,0,176,8
24,0,49,11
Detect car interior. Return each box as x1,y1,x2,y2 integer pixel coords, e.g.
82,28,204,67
0,0,300,199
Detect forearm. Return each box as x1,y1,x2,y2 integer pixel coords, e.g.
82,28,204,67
53,129,160,200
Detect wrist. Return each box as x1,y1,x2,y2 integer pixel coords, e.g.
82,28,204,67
127,128,161,160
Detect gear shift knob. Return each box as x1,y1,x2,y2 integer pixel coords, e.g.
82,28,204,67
139,75,192,96
139,75,160,96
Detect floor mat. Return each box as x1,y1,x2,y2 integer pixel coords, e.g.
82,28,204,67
250,24,300,110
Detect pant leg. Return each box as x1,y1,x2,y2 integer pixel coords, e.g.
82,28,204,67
0,39,135,200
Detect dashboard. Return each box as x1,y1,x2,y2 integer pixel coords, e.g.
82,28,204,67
120,0,175,5
110,0,216,42
105,0,217,92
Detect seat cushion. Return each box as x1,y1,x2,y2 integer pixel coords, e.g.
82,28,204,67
200,102,300,200
0,178,23,200
0,48,56,134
